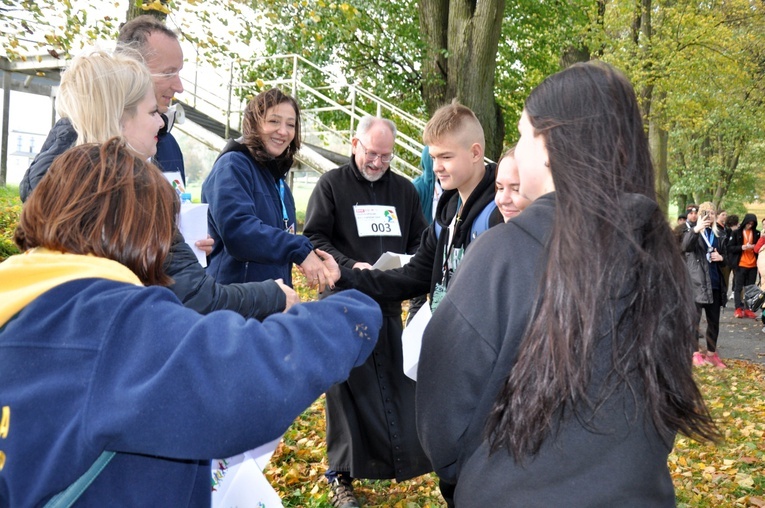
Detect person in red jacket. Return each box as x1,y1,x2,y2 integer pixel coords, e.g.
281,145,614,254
728,213,760,318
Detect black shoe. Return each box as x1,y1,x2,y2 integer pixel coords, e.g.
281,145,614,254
330,476,360,508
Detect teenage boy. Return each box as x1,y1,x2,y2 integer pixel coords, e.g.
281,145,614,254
335,100,497,310
333,101,496,505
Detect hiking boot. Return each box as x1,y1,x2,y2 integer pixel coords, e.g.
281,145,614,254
706,352,727,369
330,477,360,508
692,351,709,367
743,309,757,319
734,308,744,318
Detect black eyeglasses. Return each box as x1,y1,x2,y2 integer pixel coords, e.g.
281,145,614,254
687,208,698,213
357,140,394,164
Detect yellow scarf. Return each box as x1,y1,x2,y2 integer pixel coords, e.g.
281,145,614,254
0,248,142,328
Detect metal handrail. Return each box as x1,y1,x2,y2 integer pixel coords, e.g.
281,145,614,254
178,53,428,179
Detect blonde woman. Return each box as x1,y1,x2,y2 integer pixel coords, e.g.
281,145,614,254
56,49,163,156
682,201,727,367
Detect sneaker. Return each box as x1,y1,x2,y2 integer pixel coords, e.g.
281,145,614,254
706,352,727,369
692,351,709,367
744,309,758,319
330,477,360,508
734,308,744,318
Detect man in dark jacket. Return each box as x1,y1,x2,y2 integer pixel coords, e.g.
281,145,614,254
17,17,293,320
304,117,429,507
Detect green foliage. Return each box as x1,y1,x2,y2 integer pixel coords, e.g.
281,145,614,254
6,0,763,208
246,0,425,114
599,0,765,209
496,0,595,143
0,187,21,262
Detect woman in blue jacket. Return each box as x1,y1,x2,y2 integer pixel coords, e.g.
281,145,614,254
202,88,332,288
0,139,381,506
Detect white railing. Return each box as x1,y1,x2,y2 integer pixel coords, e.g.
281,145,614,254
178,54,427,179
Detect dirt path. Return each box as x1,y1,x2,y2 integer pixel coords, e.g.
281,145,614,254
699,305,765,364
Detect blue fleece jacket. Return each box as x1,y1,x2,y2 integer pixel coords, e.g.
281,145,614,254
154,127,186,185
0,276,381,506
202,149,313,287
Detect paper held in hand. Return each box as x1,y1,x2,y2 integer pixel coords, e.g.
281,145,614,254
179,202,209,267
372,251,413,270
402,303,431,381
211,436,284,507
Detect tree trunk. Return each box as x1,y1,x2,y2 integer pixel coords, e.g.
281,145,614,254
635,0,672,216
419,0,449,116
419,0,506,160
649,110,670,215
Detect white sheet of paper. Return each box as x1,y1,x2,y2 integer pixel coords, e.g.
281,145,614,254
372,251,413,270
402,303,431,381
178,203,209,267
211,437,283,508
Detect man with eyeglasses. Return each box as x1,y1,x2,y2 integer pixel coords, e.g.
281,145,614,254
305,116,429,507
117,15,186,186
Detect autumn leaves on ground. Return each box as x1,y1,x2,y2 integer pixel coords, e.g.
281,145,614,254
0,195,762,506
280,275,765,508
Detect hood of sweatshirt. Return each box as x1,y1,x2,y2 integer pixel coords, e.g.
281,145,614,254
741,213,758,231
434,163,497,248
0,248,141,328
217,138,292,181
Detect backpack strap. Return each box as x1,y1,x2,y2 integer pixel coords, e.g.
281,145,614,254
470,202,497,242
43,451,116,508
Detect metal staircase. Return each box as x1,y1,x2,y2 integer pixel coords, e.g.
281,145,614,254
174,54,427,180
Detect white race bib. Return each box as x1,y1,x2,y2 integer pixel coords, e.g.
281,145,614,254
353,205,402,237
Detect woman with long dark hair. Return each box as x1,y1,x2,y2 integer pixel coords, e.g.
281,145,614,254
202,88,333,289
416,61,717,507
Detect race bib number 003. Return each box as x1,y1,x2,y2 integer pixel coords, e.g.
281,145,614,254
353,205,402,237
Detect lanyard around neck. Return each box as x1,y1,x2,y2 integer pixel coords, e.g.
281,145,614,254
274,179,289,230
701,228,715,250
442,196,463,275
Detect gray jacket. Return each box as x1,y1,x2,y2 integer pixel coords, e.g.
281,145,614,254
681,227,722,304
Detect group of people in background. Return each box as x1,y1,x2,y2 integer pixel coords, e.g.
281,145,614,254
677,200,762,369
2,14,723,508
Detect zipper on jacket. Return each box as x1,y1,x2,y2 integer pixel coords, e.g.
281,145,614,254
368,181,385,256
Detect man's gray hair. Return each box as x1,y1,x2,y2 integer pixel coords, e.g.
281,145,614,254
117,15,178,58
355,116,397,140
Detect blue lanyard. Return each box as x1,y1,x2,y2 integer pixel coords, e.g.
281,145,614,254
275,179,289,231
705,229,715,249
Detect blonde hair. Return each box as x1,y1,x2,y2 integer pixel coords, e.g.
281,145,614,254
422,99,485,150
57,49,153,145
698,201,720,236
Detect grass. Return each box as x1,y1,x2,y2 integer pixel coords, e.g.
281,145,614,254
0,186,22,261
266,359,765,507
